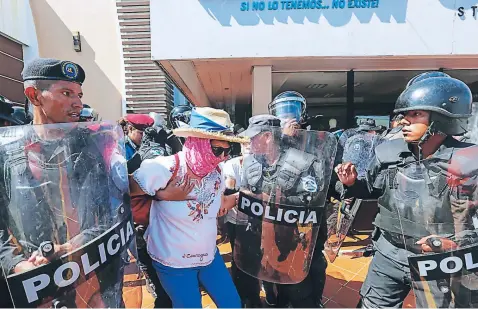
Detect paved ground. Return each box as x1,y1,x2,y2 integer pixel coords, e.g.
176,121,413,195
133,233,416,308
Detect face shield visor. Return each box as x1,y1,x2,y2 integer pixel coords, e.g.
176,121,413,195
270,100,303,123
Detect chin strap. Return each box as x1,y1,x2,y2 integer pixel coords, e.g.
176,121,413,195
412,121,436,162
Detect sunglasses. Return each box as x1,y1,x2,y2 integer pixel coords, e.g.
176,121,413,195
211,145,232,157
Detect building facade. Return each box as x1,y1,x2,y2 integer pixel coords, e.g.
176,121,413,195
150,0,478,128
23,0,181,121
116,0,175,116
0,0,39,104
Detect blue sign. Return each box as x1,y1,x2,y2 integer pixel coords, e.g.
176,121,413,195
240,0,380,11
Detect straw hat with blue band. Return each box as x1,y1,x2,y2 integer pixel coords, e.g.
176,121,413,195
173,107,249,144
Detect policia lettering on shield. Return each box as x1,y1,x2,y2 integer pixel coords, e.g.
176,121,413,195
0,58,134,308
336,72,478,308
268,92,332,308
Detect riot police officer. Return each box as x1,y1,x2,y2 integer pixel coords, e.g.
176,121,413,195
168,105,192,151
238,113,332,308
356,118,383,134
268,91,330,307
79,105,99,122
336,72,477,308
269,90,323,132
0,58,138,308
170,105,192,129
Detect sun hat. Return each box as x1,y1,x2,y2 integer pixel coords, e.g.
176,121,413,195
173,107,249,143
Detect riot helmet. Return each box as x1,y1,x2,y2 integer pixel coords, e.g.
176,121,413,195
405,71,451,89
169,105,192,129
356,118,382,133
394,72,472,136
268,91,306,123
79,107,99,122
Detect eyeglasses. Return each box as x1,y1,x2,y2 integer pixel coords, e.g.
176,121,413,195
211,145,232,157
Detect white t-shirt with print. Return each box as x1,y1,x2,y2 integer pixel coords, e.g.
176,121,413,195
133,152,224,268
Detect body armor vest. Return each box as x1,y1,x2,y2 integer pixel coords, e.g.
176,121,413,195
374,140,455,243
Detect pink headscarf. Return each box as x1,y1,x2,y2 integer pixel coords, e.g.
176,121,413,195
183,137,227,177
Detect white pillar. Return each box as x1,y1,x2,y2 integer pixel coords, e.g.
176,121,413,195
252,65,272,116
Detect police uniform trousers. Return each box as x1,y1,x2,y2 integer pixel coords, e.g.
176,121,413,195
274,250,327,308
360,232,451,308
274,215,328,308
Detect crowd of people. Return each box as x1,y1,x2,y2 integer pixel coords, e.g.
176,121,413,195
0,57,477,309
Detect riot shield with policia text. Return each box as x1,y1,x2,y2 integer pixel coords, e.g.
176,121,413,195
325,129,384,262
0,122,142,308
234,126,337,284
383,146,478,308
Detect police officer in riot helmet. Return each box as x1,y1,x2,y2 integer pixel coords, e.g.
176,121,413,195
170,105,192,129
269,90,325,136
267,91,330,308
169,105,192,150
269,91,307,130
271,91,330,306
356,118,383,135
336,71,477,308
79,104,99,122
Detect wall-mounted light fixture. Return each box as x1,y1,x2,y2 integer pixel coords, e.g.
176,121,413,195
72,31,81,52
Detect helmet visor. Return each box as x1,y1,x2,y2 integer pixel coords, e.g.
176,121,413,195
270,101,302,122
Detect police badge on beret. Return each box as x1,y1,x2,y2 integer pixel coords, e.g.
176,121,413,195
301,175,318,193
22,58,86,84
61,62,79,79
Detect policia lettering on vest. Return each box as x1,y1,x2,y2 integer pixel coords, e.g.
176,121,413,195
336,72,478,308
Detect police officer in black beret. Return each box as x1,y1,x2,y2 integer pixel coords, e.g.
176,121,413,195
22,58,86,124
0,58,132,308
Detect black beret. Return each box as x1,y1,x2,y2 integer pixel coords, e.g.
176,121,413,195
22,58,85,85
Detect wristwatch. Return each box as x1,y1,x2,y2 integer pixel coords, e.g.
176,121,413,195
426,237,443,253
39,241,55,258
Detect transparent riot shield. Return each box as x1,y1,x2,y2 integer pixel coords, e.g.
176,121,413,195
466,102,478,143
325,130,384,262
384,147,478,308
234,127,337,284
0,122,142,308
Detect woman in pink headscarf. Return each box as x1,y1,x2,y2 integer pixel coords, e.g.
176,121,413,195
129,107,248,308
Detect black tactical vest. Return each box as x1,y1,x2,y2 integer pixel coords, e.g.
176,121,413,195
373,140,455,240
